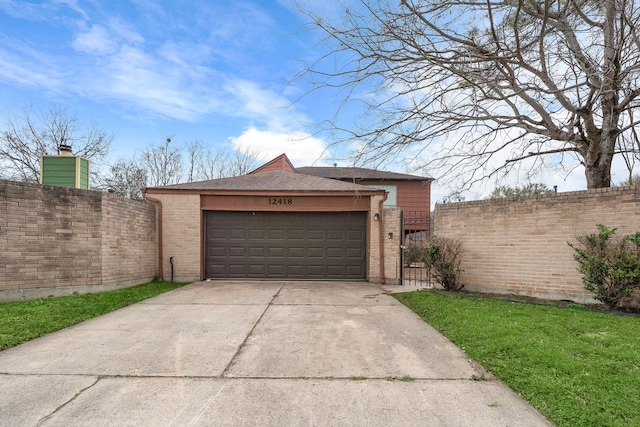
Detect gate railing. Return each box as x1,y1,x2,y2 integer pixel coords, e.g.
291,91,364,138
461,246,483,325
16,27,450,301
400,211,435,288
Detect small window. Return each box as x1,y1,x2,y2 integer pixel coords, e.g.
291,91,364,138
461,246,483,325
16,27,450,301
369,185,397,207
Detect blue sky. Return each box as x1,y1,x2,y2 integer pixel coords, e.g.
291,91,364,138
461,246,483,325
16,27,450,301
0,0,349,168
0,0,632,202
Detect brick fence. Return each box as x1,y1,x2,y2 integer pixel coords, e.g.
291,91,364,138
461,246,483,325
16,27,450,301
0,180,157,301
433,186,640,303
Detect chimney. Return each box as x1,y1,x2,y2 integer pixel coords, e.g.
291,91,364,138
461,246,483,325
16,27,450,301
59,144,72,157
40,146,90,190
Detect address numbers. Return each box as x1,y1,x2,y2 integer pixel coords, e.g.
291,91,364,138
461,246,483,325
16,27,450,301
268,198,293,206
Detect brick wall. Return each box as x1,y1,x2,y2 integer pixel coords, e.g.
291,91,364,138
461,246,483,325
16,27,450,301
0,180,157,301
149,193,201,282
433,186,640,303
382,207,402,285
101,194,157,287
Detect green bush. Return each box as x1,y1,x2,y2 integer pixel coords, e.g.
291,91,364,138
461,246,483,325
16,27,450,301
569,224,640,309
405,236,464,291
425,236,465,291
403,242,425,267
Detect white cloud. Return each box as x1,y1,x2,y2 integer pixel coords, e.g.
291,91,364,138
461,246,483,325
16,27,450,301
227,80,294,127
230,127,329,167
0,39,64,90
72,25,118,55
53,0,88,20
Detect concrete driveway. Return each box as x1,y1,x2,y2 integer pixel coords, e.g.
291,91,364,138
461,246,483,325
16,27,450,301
0,281,552,426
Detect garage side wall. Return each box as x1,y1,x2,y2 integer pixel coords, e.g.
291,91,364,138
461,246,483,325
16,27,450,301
0,180,157,302
433,186,640,303
153,193,201,282
369,196,403,284
382,208,402,285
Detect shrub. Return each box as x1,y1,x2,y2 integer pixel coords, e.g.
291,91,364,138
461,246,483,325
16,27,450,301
403,242,425,267
424,236,465,291
569,224,640,309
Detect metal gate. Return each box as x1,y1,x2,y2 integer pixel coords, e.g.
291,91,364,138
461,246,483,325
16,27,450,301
400,211,434,287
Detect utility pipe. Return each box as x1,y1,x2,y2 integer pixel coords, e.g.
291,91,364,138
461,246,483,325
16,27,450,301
142,191,164,281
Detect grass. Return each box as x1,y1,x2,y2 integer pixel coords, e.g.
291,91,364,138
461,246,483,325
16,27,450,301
0,281,188,351
394,290,640,427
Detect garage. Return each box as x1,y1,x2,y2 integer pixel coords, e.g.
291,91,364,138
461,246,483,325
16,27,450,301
143,154,390,283
205,211,367,280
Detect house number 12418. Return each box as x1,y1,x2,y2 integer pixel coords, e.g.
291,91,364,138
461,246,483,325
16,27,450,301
269,198,293,205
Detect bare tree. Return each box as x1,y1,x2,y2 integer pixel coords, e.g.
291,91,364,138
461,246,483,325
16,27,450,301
0,104,113,182
184,139,205,183
617,110,640,184
191,146,228,181
98,158,148,200
221,147,262,177
299,0,640,189
139,138,262,187
184,140,263,182
142,138,183,186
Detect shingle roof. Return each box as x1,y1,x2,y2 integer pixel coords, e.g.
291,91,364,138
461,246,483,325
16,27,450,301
146,170,383,193
296,166,433,181
249,153,296,174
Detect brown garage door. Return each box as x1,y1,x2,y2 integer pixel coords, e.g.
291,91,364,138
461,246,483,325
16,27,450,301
205,211,367,280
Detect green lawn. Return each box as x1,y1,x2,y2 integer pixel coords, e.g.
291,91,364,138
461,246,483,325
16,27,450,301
394,290,640,427
0,281,188,351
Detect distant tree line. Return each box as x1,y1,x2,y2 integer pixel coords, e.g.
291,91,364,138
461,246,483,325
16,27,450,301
0,105,261,200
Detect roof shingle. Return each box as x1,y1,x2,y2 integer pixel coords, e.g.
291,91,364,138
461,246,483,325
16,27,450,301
296,166,432,181
146,170,382,193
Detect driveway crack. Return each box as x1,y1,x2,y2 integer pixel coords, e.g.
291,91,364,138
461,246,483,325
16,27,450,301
220,282,284,377
36,376,101,426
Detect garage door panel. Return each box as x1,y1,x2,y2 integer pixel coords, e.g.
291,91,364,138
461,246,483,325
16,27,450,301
208,246,226,257
248,229,265,239
326,266,344,276
287,265,304,275
327,247,343,258
208,229,226,239
308,230,323,240
327,230,343,240
288,229,304,240
209,264,226,275
205,211,366,280
228,264,246,275
268,229,285,240
249,264,266,274
248,247,265,257
347,247,363,258
347,230,364,240
268,247,285,257
268,265,285,275
347,265,364,276
288,247,304,258
308,247,323,258
228,247,246,257
229,229,247,240
307,267,324,278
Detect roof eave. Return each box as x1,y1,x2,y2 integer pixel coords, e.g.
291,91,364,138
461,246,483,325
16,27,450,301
143,188,386,196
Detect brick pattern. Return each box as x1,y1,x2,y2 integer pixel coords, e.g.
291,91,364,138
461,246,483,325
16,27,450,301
367,197,404,284
101,194,157,286
0,180,156,301
382,208,402,285
433,186,640,303
152,193,201,282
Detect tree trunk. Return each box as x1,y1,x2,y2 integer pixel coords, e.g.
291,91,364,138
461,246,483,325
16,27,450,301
584,155,613,188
